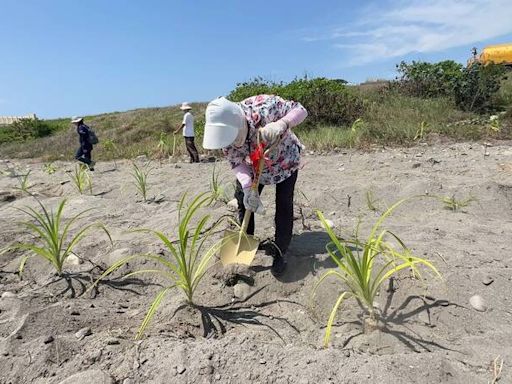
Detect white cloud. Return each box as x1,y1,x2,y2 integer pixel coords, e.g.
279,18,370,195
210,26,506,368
309,0,512,64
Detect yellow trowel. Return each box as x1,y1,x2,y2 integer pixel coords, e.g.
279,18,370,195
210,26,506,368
219,146,267,266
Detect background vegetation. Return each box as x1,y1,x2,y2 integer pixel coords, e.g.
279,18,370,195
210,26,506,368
1,61,511,160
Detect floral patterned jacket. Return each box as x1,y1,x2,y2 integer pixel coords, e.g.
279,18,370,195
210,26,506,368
223,95,307,185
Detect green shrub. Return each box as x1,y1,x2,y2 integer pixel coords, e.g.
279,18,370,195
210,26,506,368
393,60,506,113
393,60,463,98
454,62,506,112
228,77,367,126
0,117,68,144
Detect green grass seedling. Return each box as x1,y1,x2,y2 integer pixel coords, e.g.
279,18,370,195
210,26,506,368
314,198,441,347
365,190,381,212
209,163,229,204
102,139,118,168
438,194,476,211
90,192,224,339
71,164,92,194
414,121,429,141
131,162,152,202
17,170,32,194
43,162,57,175
11,199,111,277
157,132,172,158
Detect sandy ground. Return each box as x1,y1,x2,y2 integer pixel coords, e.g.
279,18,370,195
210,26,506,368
1,141,512,384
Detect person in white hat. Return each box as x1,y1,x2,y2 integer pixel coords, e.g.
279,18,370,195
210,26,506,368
71,116,96,171
174,102,199,163
203,95,307,277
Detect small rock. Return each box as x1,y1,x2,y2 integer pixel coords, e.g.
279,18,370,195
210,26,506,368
482,276,494,286
122,379,134,384
70,310,80,316
259,359,266,365
64,253,81,265
75,327,92,340
176,365,186,374
215,374,221,380
105,337,120,345
469,295,487,312
44,335,54,344
1,291,16,299
233,282,251,300
343,350,350,357
412,163,421,169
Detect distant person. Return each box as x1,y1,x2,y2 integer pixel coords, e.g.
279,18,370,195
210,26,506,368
174,102,200,163
203,95,308,277
71,116,95,171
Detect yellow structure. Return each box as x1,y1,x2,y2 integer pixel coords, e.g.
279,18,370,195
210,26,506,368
471,43,512,66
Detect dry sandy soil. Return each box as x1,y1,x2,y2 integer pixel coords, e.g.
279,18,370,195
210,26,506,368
1,141,512,384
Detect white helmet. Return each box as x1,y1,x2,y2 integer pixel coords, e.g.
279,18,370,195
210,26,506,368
203,97,245,149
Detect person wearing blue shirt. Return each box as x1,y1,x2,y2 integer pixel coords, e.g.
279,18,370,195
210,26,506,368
71,116,95,171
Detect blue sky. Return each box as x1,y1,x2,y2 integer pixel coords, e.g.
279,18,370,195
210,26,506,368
1,0,512,118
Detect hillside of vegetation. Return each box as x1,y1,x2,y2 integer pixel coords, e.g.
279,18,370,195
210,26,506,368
1,61,511,162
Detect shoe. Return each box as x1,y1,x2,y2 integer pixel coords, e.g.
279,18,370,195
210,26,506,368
88,161,96,171
258,239,287,277
271,253,287,277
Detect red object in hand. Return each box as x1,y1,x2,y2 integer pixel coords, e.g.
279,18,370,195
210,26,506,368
249,143,266,174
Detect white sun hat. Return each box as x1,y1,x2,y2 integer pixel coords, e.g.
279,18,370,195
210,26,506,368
180,102,192,110
71,116,83,123
203,97,245,149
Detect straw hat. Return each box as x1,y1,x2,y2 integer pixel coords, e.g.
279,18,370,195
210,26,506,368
180,102,192,110
71,116,84,123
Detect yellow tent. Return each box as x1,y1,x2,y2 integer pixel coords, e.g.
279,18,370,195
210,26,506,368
480,43,512,65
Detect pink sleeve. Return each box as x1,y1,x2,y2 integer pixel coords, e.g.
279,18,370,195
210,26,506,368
233,163,253,189
282,107,308,128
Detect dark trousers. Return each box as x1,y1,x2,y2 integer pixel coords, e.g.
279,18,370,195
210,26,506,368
184,137,200,163
235,170,298,254
75,146,92,165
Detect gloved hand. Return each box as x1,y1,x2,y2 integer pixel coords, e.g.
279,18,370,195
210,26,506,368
243,187,265,215
259,120,287,147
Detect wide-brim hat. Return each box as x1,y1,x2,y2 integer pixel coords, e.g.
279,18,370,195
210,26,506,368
71,116,83,123
180,102,192,110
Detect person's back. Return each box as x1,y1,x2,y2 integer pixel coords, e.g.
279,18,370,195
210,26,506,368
182,111,194,137
174,102,200,163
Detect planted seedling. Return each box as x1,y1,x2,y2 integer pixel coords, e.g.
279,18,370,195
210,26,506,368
43,162,57,175
90,192,224,339
17,170,32,194
70,164,92,194
438,194,476,211
157,132,172,158
102,139,118,168
314,198,441,347
365,190,381,212
131,162,152,202
209,163,229,204
10,198,111,277
414,121,429,141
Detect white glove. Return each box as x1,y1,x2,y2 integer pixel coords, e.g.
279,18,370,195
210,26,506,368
243,188,265,215
260,120,287,147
